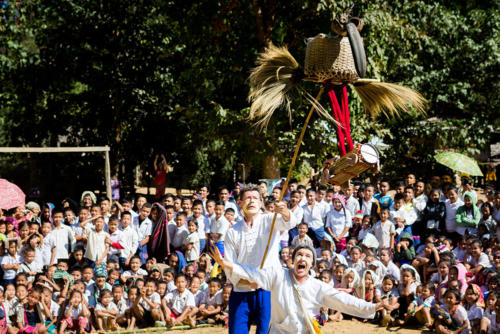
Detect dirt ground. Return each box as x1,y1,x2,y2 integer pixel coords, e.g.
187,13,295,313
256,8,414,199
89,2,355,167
173,320,426,333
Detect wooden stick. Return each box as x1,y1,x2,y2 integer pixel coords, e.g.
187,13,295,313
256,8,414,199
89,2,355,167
259,87,324,268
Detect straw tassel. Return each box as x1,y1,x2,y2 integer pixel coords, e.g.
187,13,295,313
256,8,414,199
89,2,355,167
353,81,426,118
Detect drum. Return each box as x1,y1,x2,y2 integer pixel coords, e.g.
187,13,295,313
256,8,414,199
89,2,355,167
328,143,380,186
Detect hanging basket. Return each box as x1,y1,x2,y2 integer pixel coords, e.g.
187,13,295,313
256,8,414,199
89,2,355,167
304,33,359,83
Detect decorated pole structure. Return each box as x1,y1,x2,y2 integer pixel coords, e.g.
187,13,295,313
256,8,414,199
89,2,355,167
248,9,425,270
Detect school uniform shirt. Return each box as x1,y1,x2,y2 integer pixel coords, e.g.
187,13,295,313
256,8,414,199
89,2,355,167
86,282,112,307
49,300,59,319
172,225,189,249
133,216,153,243
347,259,365,276
40,233,56,266
167,220,177,242
398,282,417,296
357,227,372,242
291,235,314,249
122,268,148,279
301,202,328,230
95,301,118,314
51,224,76,260
372,220,395,249
114,298,128,316
164,289,195,315
71,220,86,249
345,196,360,217
139,292,161,312
17,261,42,281
225,211,297,292
412,295,434,308
289,205,304,224
64,303,83,319
119,225,139,259
189,215,210,243
83,225,110,262
325,209,352,237
413,194,428,219
469,252,491,269
466,304,483,321
360,198,379,217
191,289,204,307
383,261,401,283
210,216,230,242
440,304,470,334
183,232,200,262
108,229,124,256
1,254,20,279
203,289,222,307
487,312,500,334
376,287,399,299
231,263,377,334
167,281,176,293
445,198,464,233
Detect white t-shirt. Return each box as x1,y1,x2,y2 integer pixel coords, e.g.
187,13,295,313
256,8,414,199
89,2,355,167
191,289,204,307
122,268,148,279
469,252,491,269
164,289,195,315
172,225,189,249
1,254,20,279
40,233,56,266
95,301,118,313
83,225,110,262
210,216,230,242
441,304,470,334
139,292,161,311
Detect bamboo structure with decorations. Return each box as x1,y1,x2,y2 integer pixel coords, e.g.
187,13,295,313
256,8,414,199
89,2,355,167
247,9,426,269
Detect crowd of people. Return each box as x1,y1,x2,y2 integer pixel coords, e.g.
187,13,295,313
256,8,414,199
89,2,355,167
0,172,499,334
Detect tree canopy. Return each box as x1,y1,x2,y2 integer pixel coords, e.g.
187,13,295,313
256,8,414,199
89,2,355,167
0,0,498,198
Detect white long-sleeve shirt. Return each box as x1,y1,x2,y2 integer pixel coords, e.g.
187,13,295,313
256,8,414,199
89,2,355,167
231,264,377,333
210,215,230,242
119,225,139,259
224,212,297,292
301,203,328,230
325,208,352,237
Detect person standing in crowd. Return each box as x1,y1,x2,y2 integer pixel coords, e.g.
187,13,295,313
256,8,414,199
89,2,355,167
224,184,297,334
302,188,329,246
154,154,168,200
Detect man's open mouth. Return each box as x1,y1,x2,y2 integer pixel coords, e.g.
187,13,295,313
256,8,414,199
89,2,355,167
297,263,306,270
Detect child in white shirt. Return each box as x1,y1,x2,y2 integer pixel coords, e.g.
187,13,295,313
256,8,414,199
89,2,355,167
162,274,196,327
183,220,200,262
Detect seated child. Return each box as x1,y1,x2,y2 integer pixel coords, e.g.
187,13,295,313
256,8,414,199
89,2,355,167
480,291,500,334
463,284,484,334
375,275,400,327
198,278,223,323
214,284,232,327
435,288,470,334
95,289,119,332
162,274,196,327
13,287,51,334
403,282,435,328
396,265,419,325
347,246,365,275
59,290,90,334
122,256,148,282
394,232,416,265
339,268,360,295
189,277,204,309
112,284,128,329
133,278,163,327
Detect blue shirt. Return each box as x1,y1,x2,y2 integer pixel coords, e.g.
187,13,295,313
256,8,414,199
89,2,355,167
375,193,393,210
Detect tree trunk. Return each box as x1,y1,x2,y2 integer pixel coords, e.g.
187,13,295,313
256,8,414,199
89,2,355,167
263,155,280,179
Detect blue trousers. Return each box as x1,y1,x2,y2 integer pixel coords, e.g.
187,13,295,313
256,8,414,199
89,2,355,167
228,289,271,334
199,239,206,253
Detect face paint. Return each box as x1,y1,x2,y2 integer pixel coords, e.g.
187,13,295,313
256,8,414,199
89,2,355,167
242,201,259,215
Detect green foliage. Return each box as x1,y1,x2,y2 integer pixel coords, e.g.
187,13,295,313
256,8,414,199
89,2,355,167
0,0,497,196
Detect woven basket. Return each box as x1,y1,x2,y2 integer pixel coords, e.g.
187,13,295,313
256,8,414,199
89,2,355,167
304,33,359,83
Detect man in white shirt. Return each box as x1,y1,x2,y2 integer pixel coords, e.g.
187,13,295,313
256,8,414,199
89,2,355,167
214,244,389,334
302,188,329,245
218,186,241,218
224,184,297,334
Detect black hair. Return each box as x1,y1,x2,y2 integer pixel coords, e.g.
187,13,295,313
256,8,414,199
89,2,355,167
394,193,404,201
306,188,316,195
108,216,119,224
176,211,187,219
214,200,225,207
225,208,235,214
444,288,461,303
121,211,132,218
207,277,222,288
335,263,347,271
112,284,124,291
99,289,112,300
192,199,203,207
176,273,187,281
145,277,157,286
297,185,306,191
382,275,396,285
164,205,174,210
142,202,152,209
423,282,436,293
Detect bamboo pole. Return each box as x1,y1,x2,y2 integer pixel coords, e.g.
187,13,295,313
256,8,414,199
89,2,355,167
259,87,324,268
